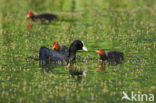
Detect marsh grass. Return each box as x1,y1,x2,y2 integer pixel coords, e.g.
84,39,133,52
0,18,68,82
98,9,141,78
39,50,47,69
0,0,156,103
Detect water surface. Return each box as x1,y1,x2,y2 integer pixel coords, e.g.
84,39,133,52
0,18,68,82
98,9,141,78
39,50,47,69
0,0,156,103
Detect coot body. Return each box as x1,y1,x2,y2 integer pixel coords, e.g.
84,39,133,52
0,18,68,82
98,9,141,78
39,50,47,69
39,40,88,64
96,49,124,64
27,10,57,22
39,47,68,62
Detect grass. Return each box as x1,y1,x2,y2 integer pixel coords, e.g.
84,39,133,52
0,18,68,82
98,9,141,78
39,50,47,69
0,0,156,103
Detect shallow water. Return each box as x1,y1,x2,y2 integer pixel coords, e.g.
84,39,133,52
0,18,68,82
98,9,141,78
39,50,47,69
0,0,156,103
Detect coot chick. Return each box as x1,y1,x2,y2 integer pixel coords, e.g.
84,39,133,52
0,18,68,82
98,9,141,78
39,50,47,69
53,42,69,56
96,49,124,64
27,10,57,22
39,40,88,64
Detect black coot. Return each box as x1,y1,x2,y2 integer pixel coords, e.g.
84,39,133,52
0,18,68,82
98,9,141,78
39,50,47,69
39,40,88,64
27,10,57,22
96,49,124,64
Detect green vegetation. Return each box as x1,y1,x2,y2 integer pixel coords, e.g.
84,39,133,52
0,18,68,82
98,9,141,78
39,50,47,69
0,0,156,103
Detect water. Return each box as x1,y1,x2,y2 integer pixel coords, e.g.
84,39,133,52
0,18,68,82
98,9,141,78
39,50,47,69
0,0,156,103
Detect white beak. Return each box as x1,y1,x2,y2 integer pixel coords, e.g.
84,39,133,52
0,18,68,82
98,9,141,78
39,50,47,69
82,46,88,51
81,41,88,51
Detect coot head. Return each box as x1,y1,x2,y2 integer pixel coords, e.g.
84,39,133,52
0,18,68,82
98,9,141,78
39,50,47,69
96,49,108,57
70,40,88,52
53,42,60,51
68,40,87,62
27,10,34,18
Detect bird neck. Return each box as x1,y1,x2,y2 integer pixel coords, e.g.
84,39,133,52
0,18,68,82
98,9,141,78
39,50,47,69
68,45,77,62
31,15,36,19
101,51,108,57
100,52,108,60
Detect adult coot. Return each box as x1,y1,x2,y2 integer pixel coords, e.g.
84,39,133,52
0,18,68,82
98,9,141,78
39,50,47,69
27,10,57,22
39,40,88,64
96,49,124,64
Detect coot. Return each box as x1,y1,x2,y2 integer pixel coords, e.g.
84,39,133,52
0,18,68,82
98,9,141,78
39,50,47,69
27,10,57,22
39,40,88,64
96,49,124,64
53,42,69,56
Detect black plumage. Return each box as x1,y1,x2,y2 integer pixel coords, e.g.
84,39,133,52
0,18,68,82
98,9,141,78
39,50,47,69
27,10,57,22
39,40,88,64
97,49,124,64
31,14,57,21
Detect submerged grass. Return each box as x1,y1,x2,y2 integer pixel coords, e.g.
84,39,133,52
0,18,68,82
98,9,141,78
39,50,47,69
0,0,156,103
